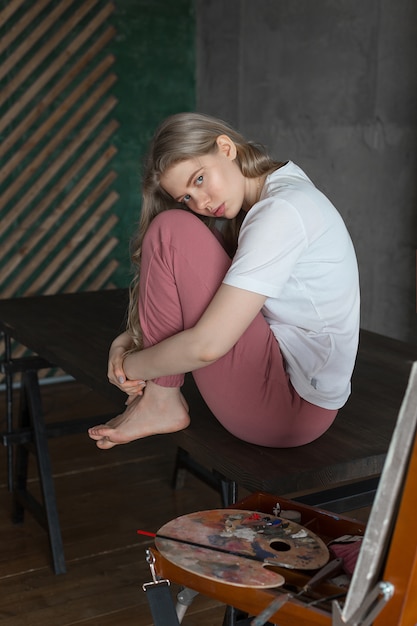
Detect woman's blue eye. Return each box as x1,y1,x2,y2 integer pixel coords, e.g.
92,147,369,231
182,175,203,204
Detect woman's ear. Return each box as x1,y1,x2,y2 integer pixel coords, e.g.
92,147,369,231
216,135,237,160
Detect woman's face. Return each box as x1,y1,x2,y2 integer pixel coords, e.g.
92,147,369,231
160,135,257,218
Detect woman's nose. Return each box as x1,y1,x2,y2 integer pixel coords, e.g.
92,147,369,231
195,192,210,212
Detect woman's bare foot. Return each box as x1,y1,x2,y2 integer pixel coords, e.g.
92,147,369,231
88,381,190,449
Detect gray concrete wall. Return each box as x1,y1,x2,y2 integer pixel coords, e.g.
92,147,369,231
196,0,417,345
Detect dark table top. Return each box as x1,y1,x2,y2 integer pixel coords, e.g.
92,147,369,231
1,289,417,495
171,325,417,494
0,289,129,407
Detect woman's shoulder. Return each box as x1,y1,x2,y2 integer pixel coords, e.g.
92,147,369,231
263,161,313,192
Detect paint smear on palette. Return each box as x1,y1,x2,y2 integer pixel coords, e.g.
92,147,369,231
155,509,329,587
156,539,285,588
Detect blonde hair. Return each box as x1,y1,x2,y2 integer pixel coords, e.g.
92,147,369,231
127,112,282,347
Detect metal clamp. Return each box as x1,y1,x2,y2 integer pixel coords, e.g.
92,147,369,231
142,549,171,591
332,581,394,626
142,549,180,626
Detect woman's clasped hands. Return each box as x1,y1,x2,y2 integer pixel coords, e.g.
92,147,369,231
107,332,146,403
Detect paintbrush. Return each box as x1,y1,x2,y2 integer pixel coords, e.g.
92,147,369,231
251,557,344,626
137,529,285,566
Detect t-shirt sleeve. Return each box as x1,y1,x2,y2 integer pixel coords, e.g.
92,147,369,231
223,199,308,298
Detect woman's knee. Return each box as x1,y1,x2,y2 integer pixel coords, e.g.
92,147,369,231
143,209,224,261
146,209,203,241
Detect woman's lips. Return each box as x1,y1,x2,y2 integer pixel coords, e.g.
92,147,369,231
213,203,225,218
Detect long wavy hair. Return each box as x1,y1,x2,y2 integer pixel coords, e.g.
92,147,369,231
127,112,283,348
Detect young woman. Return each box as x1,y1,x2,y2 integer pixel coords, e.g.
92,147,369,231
88,112,360,450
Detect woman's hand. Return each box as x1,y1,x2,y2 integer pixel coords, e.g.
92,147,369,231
107,332,146,397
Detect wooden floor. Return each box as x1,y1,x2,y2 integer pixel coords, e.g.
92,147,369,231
0,381,227,625
0,381,370,625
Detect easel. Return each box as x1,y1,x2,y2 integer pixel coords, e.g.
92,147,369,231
335,359,417,626
148,362,417,626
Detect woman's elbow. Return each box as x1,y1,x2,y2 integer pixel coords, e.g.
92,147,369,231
196,340,231,365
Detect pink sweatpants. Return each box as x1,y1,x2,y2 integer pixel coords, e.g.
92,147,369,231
139,210,337,447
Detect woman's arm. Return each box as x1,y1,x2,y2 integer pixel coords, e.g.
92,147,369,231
123,284,266,381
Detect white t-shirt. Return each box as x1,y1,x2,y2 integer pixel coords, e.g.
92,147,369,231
223,161,360,410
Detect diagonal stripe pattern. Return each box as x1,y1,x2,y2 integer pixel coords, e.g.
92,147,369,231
0,0,120,379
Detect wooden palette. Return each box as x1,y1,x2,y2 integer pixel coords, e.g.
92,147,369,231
155,509,329,588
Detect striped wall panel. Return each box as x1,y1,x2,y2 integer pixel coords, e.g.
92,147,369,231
0,0,119,379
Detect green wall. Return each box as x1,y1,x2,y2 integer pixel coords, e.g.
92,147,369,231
110,0,196,287
0,0,195,296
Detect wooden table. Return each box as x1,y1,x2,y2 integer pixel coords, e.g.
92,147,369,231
1,290,416,576
0,290,128,574
170,329,417,510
